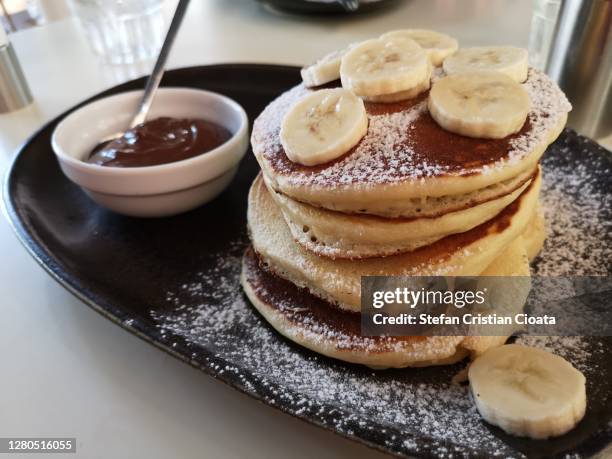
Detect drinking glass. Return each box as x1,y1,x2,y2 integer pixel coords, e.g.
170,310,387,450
71,0,166,64
527,0,561,70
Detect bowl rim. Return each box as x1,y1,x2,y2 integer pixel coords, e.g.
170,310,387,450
51,87,249,176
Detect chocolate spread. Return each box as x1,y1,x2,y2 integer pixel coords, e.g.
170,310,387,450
88,117,231,167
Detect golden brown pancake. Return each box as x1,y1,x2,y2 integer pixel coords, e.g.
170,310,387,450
522,206,546,261
252,69,569,217
265,171,534,259
247,168,541,312
241,235,529,369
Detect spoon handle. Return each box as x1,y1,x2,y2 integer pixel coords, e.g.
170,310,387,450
130,0,191,129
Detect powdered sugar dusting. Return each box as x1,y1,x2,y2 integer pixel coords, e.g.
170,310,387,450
251,68,571,189
315,101,437,185
151,242,608,458
507,69,572,165
533,136,612,275
150,132,610,458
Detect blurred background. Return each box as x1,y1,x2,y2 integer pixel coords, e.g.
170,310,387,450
0,0,610,145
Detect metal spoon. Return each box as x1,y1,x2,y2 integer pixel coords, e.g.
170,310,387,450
93,0,190,152
338,0,359,12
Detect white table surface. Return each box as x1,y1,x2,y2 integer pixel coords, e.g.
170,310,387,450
0,1,533,457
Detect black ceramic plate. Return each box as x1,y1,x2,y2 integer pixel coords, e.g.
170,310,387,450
4,64,612,459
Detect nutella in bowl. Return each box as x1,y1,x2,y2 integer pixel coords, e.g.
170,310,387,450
52,87,249,217
88,117,232,168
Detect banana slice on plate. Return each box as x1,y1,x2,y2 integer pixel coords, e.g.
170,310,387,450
380,29,458,66
340,37,430,99
428,71,530,139
301,48,347,88
443,46,529,83
469,344,587,439
280,88,368,166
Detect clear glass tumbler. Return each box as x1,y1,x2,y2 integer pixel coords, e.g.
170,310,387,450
527,0,561,70
71,0,166,65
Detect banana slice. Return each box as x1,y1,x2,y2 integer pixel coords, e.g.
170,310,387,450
301,48,347,88
381,29,458,66
428,71,530,139
469,344,586,439
362,76,430,103
443,46,529,83
340,37,430,98
280,88,368,166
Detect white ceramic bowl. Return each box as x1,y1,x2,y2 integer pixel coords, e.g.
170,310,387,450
52,87,249,217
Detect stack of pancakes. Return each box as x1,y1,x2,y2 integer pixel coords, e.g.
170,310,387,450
241,66,570,369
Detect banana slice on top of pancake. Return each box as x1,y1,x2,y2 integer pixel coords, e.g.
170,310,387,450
428,71,530,139
380,29,458,66
301,47,349,88
280,88,368,166
469,344,587,439
340,37,431,99
443,46,529,83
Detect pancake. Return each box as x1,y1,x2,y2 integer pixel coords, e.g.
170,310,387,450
461,236,530,357
264,165,535,219
265,172,533,259
241,236,529,369
522,206,546,261
252,68,569,217
247,167,541,312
